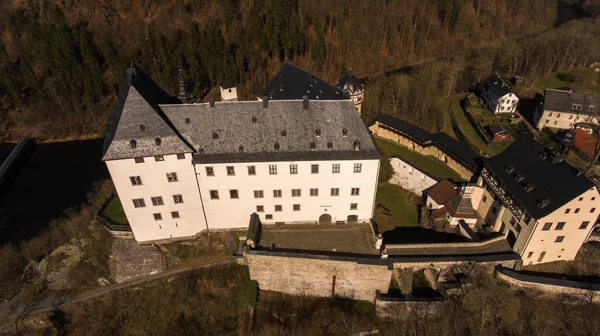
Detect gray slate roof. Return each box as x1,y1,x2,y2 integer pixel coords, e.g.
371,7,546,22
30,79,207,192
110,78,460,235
160,100,380,164
258,63,344,100
102,66,193,161
543,89,600,114
337,72,363,93
483,75,510,97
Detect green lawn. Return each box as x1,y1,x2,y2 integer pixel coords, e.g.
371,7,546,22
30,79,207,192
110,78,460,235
536,67,600,94
375,182,419,229
375,138,465,182
447,94,498,156
102,196,129,225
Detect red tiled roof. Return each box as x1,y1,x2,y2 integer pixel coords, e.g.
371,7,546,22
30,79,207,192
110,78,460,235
428,180,457,205
574,128,598,159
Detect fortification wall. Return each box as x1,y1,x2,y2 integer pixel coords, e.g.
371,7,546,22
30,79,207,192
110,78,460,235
375,295,445,318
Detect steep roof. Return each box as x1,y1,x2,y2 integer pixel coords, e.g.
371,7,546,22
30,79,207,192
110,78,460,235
259,63,344,100
483,75,511,97
337,72,363,93
489,123,509,135
445,193,478,219
428,180,458,205
160,99,380,164
542,89,600,115
483,136,597,219
102,65,193,161
376,114,430,143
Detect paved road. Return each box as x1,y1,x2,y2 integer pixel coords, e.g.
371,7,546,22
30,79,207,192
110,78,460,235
0,257,235,320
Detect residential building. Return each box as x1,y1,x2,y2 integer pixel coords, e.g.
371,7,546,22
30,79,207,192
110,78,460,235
219,80,238,101
470,136,599,264
535,89,600,130
427,181,478,228
487,123,512,142
480,75,519,114
102,65,381,243
337,72,364,114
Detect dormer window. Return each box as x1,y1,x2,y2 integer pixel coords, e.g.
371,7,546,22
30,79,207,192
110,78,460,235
155,137,161,146
315,129,321,137
213,133,219,139
130,140,137,148
572,103,582,110
342,128,348,137
281,130,287,136
590,105,595,112
185,118,191,124
310,142,316,151
327,142,333,150
353,140,361,151
274,143,280,151
252,117,257,123
198,148,204,154
139,124,146,132
505,165,515,174
239,146,244,153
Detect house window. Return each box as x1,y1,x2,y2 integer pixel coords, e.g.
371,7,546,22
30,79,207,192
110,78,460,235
590,105,595,112
350,203,358,210
491,207,497,215
254,190,264,198
171,211,180,219
155,137,161,146
482,195,487,203
130,176,142,186
580,221,590,229
248,166,256,175
269,165,277,175
527,252,534,258
153,213,162,221
293,204,301,211
351,188,360,196
542,222,552,230
273,189,282,198
240,146,245,153
132,198,146,208
210,190,219,199
151,196,164,206
332,164,340,173
167,172,178,182
354,163,362,173
177,153,186,160
593,197,596,201
310,142,316,151
154,155,164,161
515,223,522,233
206,167,214,176
290,164,298,174
555,222,565,230
557,113,561,118
134,157,144,163
548,112,552,117
555,236,564,243
569,115,574,120
553,121,557,125
256,205,264,212
310,188,319,196
574,208,580,214
331,188,339,196
275,205,282,212
311,164,319,174
130,140,137,148
565,208,571,214
292,189,301,197
591,208,596,213
230,190,239,199
265,214,273,220
227,166,235,176
579,197,583,201
327,142,333,150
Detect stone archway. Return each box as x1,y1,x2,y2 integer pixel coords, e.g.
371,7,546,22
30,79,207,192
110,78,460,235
319,214,332,224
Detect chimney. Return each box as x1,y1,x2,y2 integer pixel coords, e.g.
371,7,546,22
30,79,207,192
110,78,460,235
303,95,309,110
209,99,215,108
262,96,269,108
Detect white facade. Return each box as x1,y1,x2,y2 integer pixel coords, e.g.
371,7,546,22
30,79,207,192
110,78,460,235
389,157,437,197
536,109,599,130
196,159,380,229
483,92,518,114
220,86,238,101
106,153,207,243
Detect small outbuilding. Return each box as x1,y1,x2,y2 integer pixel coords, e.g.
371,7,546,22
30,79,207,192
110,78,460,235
488,123,512,142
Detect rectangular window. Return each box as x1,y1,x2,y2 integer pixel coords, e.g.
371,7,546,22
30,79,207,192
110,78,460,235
132,198,146,208
310,188,319,196
134,157,144,163
275,205,282,212
293,204,300,211
269,165,277,175
256,205,264,212
292,189,301,197
171,211,180,219
248,166,256,175
350,203,358,210
273,190,282,198
173,194,184,204
555,222,565,230
254,190,264,198
353,163,362,173
177,153,186,160
332,164,340,174
154,155,164,161
591,208,596,213
227,166,235,176
331,188,339,196
290,164,298,174
210,190,219,199
151,196,164,206
527,252,534,258
555,236,564,243
548,112,553,117
166,172,178,182
482,195,487,203
542,222,552,230
265,214,273,220
311,164,319,174
580,221,590,229
130,176,142,186
557,113,561,117
579,197,584,201
574,208,580,213
153,213,162,221
565,208,571,214
230,190,239,199
351,188,360,196
491,207,498,215
206,167,214,176
515,223,522,233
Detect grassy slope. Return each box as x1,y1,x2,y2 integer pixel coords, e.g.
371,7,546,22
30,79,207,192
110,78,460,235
447,94,497,156
102,196,128,225
536,67,600,94
375,182,419,228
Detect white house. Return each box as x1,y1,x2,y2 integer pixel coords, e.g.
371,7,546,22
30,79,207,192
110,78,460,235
535,89,600,130
389,157,438,197
102,65,381,243
219,80,238,101
481,75,519,114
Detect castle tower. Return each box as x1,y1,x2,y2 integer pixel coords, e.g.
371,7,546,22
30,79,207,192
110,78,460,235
337,72,364,114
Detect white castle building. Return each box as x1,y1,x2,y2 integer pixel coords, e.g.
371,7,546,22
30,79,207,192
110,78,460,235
102,65,381,243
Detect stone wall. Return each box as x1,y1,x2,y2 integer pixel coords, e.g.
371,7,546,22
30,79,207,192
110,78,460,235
385,235,506,250
375,294,445,318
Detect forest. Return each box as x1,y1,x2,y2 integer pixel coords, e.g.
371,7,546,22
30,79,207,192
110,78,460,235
0,0,600,139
